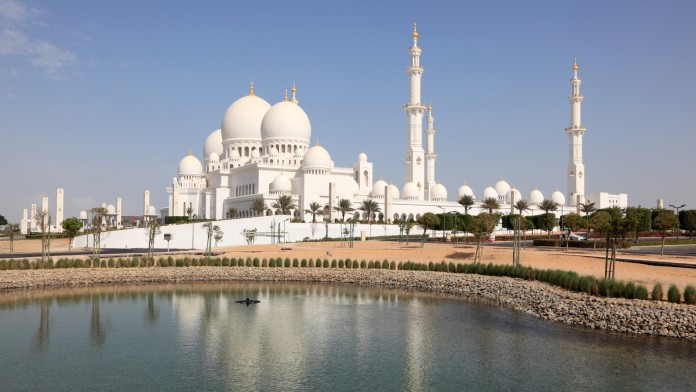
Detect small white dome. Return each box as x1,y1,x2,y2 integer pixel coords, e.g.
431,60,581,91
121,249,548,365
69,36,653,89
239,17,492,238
106,204,116,215
372,179,388,197
178,153,203,175
208,152,219,162
221,95,271,141
388,184,400,199
269,146,279,156
430,183,448,201
529,189,545,205
293,147,304,158
403,182,419,200
146,205,157,216
358,152,367,162
261,100,311,141
482,186,498,201
229,148,240,159
251,149,260,158
495,179,511,196
303,144,333,171
203,129,223,158
270,173,292,193
457,184,475,199
551,190,566,206
505,188,522,204
79,210,87,219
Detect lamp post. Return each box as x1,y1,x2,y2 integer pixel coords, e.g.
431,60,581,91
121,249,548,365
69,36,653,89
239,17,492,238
669,204,686,240
191,214,196,250
283,218,289,243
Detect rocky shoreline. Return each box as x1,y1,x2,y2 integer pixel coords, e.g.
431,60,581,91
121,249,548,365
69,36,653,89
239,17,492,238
1,267,695,340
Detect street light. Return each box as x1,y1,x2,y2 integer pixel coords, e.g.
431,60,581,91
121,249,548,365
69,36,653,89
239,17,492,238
669,204,686,240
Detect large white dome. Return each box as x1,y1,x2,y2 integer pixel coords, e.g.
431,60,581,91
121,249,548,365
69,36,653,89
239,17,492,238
430,183,447,201
457,184,474,199
388,183,400,199
178,153,203,176
403,182,419,200
261,101,311,141
505,188,522,204
372,179,388,197
270,173,292,193
358,152,367,162
106,204,116,215
529,189,544,205
495,179,511,196
78,210,87,220
203,129,223,159
482,186,498,201
302,144,333,171
221,95,271,141
551,190,566,206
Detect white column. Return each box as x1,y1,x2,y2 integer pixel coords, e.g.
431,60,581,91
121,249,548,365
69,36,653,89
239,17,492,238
144,190,150,215
328,182,336,222
30,204,37,230
21,208,28,234
566,57,586,206
41,197,48,214
384,185,393,223
116,197,122,228
56,188,64,228
403,23,426,201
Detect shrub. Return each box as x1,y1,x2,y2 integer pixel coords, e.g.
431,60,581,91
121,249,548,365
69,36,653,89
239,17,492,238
191,258,200,267
382,260,389,269
301,259,307,268
374,260,381,269
269,258,276,267
308,259,314,268
74,259,84,268
367,261,374,269
331,260,337,268
345,258,352,268
635,285,649,300
253,258,260,267
623,282,636,299
246,258,252,267
285,259,291,268
598,279,610,297
652,283,663,301
338,260,345,268
428,261,435,271
323,259,329,268
448,262,456,273
353,260,359,269
176,258,186,267
683,285,696,305
360,260,366,269
609,281,625,298
390,261,397,270
222,257,230,266
440,261,447,272
293,259,299,267
667,284,681,303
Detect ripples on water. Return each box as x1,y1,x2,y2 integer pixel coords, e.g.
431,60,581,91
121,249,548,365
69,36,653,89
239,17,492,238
0,282,694,391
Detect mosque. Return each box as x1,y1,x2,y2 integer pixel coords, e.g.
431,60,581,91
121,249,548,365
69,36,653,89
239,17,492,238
164,24,626,224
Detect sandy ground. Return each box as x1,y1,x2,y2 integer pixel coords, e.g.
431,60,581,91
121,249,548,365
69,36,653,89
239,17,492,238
3,237,696,289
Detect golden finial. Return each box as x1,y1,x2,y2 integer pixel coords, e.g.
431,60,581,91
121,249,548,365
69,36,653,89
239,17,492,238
249,80,254,96
188,149,192,156
412,22,418,39
315,137,319,146
573,56,578,73
284,87,288,101
428,100,432,111
291,81,296,94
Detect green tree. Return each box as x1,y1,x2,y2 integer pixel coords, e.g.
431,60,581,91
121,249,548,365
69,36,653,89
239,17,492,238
90,207,108,262
589,211,611,251
61,217,82,250
679,210,696,240
226,207,238,219
334,199,353,222
304,201,323,223
457,195,476,214
537,213,557,239
251,198,267,216
514,200,530,216
357,199,381,236
579,201,596,239
0,214,7,225
202,222,223,258
471,213,499,263
272,195,296,215
145,218,161,263
563,213,586,233
34,210,51,265
418,212,440,247
480,197,500,214
653,210,679,256
2,223,18,252
624,207,651,242
538,199,559,214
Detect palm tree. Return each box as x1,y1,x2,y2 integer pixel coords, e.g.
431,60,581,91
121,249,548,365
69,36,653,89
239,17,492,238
538,199,559,214
458,195,476,214
272,195,296,215
250,198,266,216
579,201,596,240
226,207,238,219
358,199,381,237
480,197,500,214
514,200,529,216
334,199,353,222
304,201,323,223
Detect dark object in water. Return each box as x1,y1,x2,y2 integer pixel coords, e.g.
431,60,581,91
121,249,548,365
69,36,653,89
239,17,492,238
236,297,261,305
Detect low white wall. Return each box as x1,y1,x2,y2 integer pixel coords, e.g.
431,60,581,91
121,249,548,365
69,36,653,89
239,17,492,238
73,216,412,250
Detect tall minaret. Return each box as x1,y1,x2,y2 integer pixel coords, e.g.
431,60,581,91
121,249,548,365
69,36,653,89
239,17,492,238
403,22,426,200
566,56,586,206
424,102,437,199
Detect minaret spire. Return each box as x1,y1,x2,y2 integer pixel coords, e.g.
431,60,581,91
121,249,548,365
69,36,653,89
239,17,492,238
403,22,426,200
566,56,586,206
291,81,298,103
249,81,254,96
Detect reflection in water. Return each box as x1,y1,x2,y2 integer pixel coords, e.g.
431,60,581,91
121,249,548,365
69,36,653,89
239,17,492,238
1,282,695,392
33,300,50,351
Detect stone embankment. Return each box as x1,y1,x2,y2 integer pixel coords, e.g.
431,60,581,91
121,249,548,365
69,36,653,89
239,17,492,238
1,268,695,339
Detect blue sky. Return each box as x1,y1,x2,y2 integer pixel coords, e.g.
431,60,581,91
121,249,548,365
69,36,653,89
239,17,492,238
2,0,695,222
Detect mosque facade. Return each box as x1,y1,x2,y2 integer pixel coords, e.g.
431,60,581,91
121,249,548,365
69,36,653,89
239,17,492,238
164,24,627,224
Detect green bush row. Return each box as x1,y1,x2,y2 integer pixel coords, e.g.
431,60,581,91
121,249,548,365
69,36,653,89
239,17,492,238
2,256,695,304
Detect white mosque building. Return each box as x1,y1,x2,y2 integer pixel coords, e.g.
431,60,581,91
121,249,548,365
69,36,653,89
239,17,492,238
162,24,626,224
